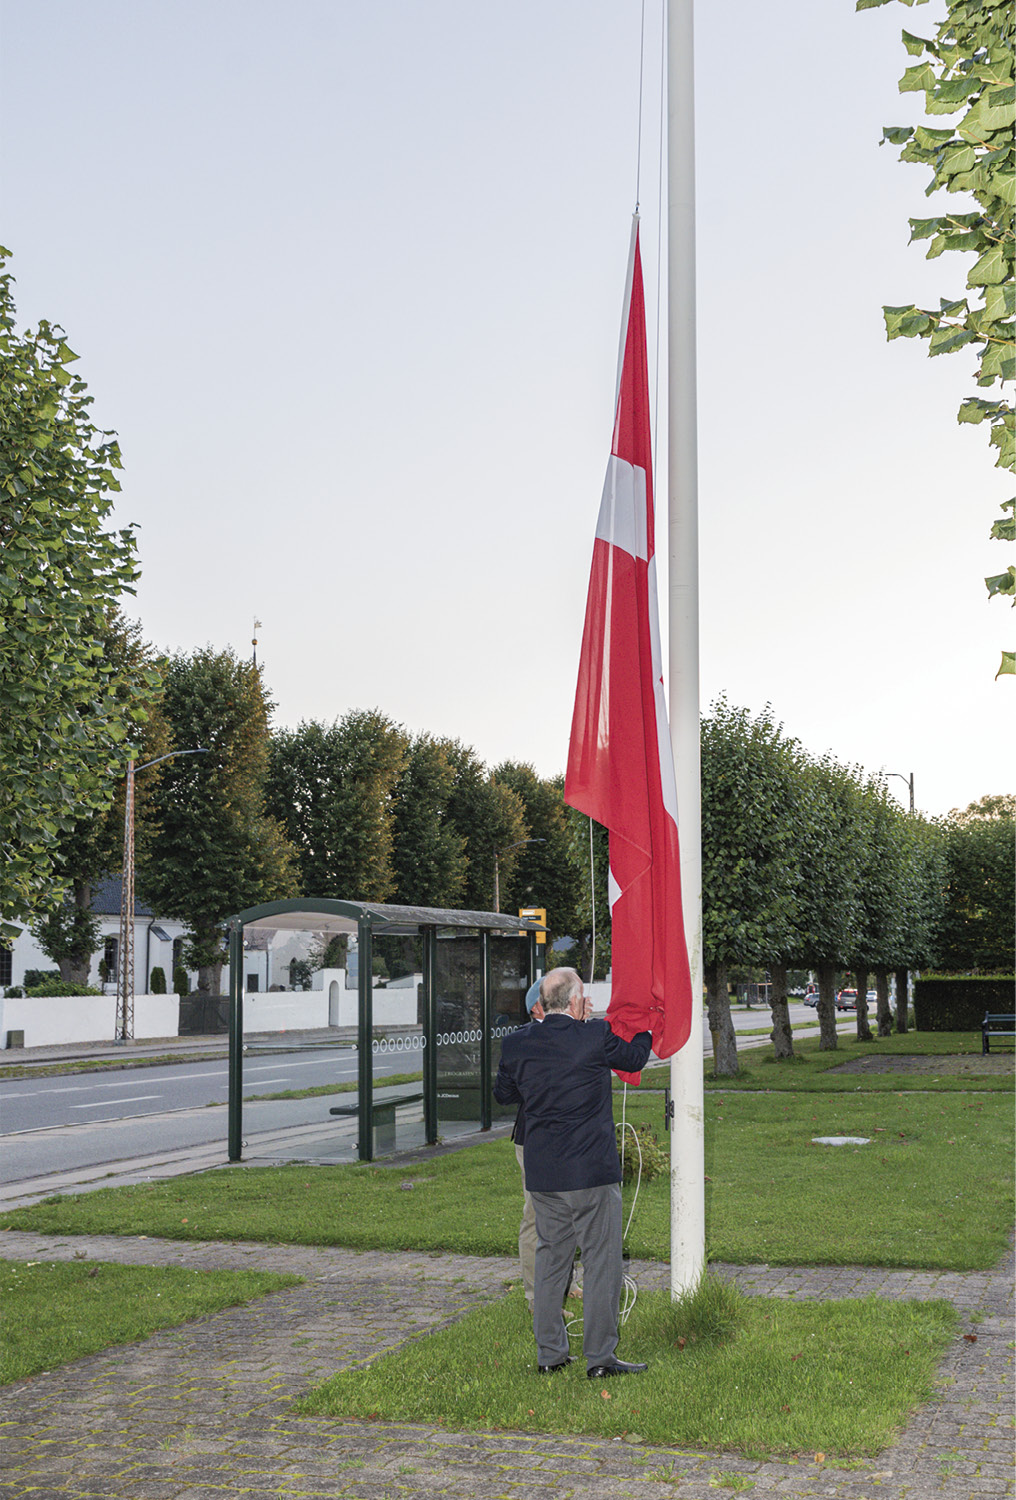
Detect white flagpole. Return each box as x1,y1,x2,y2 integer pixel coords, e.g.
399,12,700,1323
666,0,705,1296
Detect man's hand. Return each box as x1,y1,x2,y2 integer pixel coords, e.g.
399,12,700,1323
582,995,594,1021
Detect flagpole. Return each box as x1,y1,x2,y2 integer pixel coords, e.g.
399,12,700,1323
666,0,705,1296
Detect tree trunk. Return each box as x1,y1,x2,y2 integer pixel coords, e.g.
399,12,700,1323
768,963,794,1059
854,967,873,1041
706,961,739,1076
817,962,838,1050
874,967,893,1037
196,960,224,995
190,922,225,995
40,881,99,988
894,968,909,1033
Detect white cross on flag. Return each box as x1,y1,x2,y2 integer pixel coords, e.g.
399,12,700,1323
564,219,693,1081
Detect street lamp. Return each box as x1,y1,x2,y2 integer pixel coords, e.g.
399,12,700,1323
493,838,546,914
116,748,209,1041
886,771,915,814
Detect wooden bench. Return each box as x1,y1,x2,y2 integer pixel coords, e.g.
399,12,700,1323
981,1013,1016,1055
329,1090,425,1152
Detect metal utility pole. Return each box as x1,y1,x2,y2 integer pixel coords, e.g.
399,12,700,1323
887,771,915,813
115,748,208,1042
667,0,706,1298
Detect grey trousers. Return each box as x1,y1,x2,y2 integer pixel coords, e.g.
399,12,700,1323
530,1182,622,1370
515,1143,537,1311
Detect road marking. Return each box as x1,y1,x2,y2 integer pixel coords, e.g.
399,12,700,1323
71,1096,162,1109
151,1070,229,1081
246,1058,350,1071
2,1086,91,1098
243,1079,289,1087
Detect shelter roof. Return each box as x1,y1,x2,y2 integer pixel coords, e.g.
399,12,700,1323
230,898,546,937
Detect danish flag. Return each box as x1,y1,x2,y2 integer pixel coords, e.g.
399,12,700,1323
564,219,693,1081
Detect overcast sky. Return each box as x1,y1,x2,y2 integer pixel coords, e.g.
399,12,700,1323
2,0,1011,818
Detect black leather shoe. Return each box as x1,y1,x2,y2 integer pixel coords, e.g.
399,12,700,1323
537,1356,574,1373
586,1359,648,1378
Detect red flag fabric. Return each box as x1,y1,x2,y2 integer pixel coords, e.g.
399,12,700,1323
564,219,693,1082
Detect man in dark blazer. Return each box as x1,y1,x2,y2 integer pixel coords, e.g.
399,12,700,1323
494,966,652,1378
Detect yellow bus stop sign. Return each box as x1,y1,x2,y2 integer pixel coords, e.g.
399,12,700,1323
519,906,546,943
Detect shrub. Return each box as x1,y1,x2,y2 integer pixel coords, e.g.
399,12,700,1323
23,969,61,991
173,965,190,997
615,1121,669,1184
25,981,103,997
4,986,24,998
913,975,1015,1031
149,966,167,994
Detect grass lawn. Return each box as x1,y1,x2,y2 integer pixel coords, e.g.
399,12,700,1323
246,1069,422,1102
0,1258,300,1384
640,1028,1015,1093
298,1282,957,1459
4,1090,1010,1270
623,1089,1013,1269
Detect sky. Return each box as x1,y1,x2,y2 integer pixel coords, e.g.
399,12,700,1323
2,0,1012,819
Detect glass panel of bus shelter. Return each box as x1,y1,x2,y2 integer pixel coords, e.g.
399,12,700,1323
368,932,426,1158
235,924,360,1166
490,933,529,1120
434,930,483,1138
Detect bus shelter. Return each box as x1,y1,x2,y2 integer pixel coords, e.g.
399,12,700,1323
226,899,545,1164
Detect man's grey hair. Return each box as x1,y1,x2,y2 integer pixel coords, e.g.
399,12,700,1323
540,966,583,1013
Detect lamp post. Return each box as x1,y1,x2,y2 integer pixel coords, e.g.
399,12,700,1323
115,747,209,1041
493,838,545,914
886,771,915,814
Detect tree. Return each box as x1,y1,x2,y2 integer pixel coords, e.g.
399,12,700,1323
30,612,169,985
0,250,158,937
860,0,1014,675
700,700,804,1073
389,734,466,908
789,754,870,1051
491,764,581,939
441,741,527,912
937,793,1015,970
143,648,299,992
266,711,408,902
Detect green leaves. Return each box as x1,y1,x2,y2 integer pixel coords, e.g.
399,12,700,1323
862,0,1014,674
984,566,1015,599
0,251,162,932
989,497,1016,542
967,243,1008,285
700,700,944,972
883,304,932,338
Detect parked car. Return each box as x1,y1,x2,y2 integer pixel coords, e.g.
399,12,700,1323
803,991,820,1007
835,988,858,1011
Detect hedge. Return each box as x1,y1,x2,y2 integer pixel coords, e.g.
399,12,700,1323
913,975,1016,1032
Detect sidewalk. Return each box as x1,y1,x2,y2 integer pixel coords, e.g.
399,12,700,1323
0,1028,360,1070
0,1228,1011,1500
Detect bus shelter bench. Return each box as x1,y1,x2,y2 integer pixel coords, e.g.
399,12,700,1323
982,1013,1016,1055
329,1090,425,1153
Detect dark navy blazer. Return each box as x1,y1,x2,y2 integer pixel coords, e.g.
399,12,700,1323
493,1014,652,1192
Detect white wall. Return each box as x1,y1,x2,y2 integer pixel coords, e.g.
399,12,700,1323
240,988,328,1033
0,993,181,1050
312,969,419,1028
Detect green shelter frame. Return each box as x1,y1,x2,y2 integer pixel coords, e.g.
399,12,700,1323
226,898,545,1164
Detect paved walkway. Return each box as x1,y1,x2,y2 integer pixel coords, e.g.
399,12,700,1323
0,1229,1011,1500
